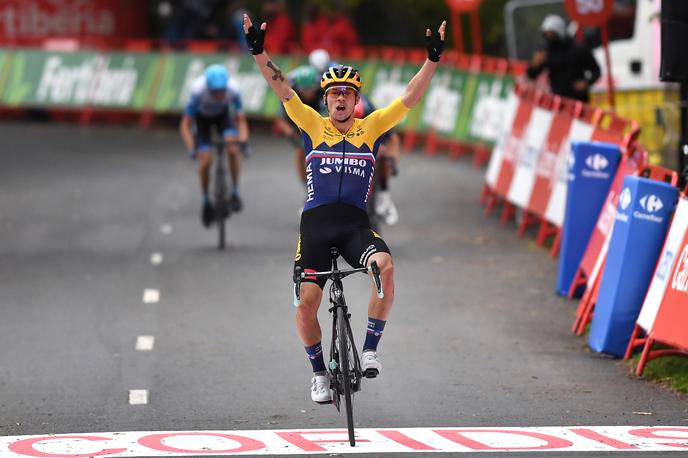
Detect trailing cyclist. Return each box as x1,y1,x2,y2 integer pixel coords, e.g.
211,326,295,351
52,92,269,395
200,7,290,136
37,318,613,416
244,13,445,403
180,64,249,227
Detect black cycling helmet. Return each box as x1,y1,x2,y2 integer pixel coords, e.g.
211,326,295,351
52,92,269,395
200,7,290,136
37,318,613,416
320,65,362,91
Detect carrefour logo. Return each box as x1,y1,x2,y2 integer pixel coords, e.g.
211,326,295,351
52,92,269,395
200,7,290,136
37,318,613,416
585,154,609,171
581,153,611,179
619,187,632,211
639,194,664,213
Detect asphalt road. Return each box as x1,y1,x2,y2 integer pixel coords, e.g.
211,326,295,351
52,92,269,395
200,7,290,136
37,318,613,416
0,121,687,456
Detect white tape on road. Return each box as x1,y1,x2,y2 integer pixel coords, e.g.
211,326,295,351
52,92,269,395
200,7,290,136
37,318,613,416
128,390,149,405
142,289,160,304
135,336,155,351
1,426,688,456
150,253,164,265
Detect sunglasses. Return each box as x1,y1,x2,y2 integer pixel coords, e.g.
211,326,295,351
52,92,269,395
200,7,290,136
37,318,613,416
326,86,358,97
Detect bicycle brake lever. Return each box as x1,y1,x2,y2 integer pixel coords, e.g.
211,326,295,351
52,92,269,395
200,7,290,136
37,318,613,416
369,261,384,299
293,267,303,307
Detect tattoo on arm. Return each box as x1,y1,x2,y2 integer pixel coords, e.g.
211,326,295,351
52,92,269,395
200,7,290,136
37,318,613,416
267,61,285,82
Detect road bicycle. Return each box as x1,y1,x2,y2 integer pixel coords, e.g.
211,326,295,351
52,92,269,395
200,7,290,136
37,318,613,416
211,139,231,250
210,140,249,250
293,247,384,447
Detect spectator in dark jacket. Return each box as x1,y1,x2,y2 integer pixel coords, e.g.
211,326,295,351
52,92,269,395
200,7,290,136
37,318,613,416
527,14,601,103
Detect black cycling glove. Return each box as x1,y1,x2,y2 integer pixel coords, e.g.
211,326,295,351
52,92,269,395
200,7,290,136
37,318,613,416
426,29,445,62
245,24,265,55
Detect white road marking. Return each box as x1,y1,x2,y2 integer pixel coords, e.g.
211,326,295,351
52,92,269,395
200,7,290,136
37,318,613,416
142,289,160,304
150,253,164,265
1,426,688,456
136,336,155,351
160,224,173,235
128,390,148,405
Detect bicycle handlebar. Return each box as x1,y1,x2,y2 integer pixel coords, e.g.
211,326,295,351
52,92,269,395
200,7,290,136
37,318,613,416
293,262,384,307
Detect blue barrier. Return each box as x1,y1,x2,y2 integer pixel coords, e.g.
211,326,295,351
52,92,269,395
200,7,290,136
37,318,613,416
556,142,621,296
588,176,678,357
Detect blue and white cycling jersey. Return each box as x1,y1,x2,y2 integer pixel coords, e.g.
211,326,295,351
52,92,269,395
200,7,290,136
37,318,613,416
184,75,243,118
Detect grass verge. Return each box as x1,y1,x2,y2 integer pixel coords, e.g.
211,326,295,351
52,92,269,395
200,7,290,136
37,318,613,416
628,353,688,394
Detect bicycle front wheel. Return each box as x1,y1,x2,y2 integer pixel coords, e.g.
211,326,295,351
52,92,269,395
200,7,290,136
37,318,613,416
214,163,227,250
336,306,355,446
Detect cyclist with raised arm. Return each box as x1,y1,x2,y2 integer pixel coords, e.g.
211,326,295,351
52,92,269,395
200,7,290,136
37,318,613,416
180,64,249,227
273,64,324,187
244,13,445,403
274,49,332,190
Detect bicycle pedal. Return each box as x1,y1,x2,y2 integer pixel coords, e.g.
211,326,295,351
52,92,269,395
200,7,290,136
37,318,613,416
316,400,333,405
363,369,379,379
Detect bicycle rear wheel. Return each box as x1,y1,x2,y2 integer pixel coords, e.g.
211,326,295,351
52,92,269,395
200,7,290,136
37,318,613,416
214,159,227,250
336,306,355,446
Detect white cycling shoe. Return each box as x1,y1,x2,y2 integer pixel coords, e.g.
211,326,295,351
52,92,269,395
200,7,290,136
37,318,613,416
375,191,399,226
310,374,332,404
361,350,382,378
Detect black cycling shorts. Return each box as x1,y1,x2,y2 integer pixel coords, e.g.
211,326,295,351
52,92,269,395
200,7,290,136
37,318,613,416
194,112,237,151
294,203,391,289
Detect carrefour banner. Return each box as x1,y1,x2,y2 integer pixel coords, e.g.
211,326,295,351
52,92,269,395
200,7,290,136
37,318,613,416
0,48,513,146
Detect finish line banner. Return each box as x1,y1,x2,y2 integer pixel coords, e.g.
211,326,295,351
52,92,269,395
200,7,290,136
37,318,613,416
1,426,688,455
0,48,513,146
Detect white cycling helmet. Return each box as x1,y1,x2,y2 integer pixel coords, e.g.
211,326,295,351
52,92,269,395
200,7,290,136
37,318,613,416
308,49,331,73
540,14,566,39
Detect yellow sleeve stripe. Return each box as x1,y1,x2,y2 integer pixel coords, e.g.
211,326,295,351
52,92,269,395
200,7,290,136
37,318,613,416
363,97,410,141
283,94,323,145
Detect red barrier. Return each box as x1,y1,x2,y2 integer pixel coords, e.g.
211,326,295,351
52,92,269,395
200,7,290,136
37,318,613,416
484,85,536,217
635,212,688,375
537,102,597,257
517,96,574,237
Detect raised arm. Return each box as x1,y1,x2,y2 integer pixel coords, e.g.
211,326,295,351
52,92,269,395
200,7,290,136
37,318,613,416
402,21,446,108
243,14,295,102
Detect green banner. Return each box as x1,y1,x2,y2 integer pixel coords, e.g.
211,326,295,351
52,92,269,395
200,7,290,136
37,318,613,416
367,62,421,131
0,50,9,101
418,66,469,139
0,47,515,148
0,50,159,109
153,53,295,116
465,73,514,145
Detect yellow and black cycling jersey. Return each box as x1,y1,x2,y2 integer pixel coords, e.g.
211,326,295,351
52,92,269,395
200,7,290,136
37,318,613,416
283,93,409,212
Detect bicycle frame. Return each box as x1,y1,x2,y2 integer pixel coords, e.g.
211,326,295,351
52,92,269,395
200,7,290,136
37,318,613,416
213,139,229,250
293,248,383,446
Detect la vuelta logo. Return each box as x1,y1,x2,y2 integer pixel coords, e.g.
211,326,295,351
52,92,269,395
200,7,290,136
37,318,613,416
671,244,688,294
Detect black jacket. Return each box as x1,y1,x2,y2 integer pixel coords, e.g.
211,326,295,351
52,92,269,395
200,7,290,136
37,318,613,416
527,37,601,103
